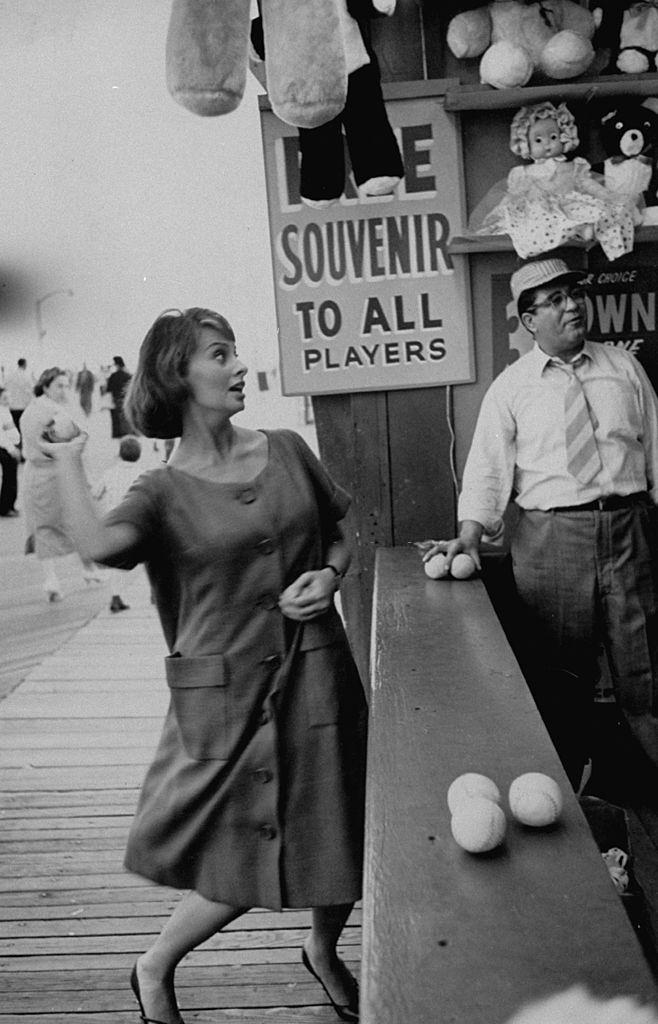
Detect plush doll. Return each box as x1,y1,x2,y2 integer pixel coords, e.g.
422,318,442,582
469,101,636,260
446,0,600,90
593,100,658,224
595,0,658,74
167,0,351,129
250,0,404,206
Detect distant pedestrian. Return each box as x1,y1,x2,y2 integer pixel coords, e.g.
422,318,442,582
91,435,143,612
0,387,20,517
4,358,35,454
75,363,96,417
104,356,132,439
19,367,102,601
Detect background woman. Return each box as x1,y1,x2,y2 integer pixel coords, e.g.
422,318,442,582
45,307,367,1024
20,366,100,600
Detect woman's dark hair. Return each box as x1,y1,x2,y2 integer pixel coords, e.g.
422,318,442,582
124,308,235,438
34,366,65,397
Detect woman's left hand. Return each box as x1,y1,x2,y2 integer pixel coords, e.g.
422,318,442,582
279,569,337,621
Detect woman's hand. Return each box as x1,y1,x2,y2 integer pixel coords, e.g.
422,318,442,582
279,569,337,621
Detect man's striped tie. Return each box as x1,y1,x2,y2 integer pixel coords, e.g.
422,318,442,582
564,358,602,484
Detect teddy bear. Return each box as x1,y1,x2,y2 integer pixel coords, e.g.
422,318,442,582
593,99,658,225
250,0,404,206
594,0,658,74
166,0,391,129
446,0,601,90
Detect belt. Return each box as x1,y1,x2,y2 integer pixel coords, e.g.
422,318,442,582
549,491,648,513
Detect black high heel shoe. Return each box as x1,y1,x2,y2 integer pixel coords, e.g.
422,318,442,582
301,947,359,1022
130,963,184,1024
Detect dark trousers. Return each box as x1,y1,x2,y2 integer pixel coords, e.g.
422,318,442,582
0,449,18,514
510,503,658,791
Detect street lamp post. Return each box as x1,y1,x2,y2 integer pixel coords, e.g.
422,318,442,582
35,289,74,344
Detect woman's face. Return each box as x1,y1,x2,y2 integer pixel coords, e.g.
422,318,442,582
184,326,247,418
44,374,69,404
528,117,562,161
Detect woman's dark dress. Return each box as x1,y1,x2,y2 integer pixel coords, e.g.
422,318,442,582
105,429,367,911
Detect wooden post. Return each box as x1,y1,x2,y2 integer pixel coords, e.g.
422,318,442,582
311,2,456,683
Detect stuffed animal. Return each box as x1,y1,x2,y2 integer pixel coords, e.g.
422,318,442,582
446,0,600,90
594,100,658,225
470,101,636,260
250,0,404,206
595,0,658,74
167,0,352,128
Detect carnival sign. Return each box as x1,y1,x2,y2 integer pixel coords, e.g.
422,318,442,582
259,82,474,395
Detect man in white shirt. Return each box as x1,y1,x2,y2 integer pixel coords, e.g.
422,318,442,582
4,358,35,456
426,257,658,790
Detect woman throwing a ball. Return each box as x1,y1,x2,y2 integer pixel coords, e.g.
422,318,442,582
41,308,367,1024
20,366,100,601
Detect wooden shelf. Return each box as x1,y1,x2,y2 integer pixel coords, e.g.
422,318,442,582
449,234,585,255
444,72,658,112
449,225,658,255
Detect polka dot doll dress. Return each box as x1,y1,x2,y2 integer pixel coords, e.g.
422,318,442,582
473,156,637,261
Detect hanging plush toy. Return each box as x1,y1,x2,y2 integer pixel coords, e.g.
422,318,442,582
250,0,404,206
595,0,658,74
469,101,637,261
166,0,349,129
446,0,600,90
593,100,658,225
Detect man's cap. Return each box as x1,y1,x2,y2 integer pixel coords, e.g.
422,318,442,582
511,258,585,307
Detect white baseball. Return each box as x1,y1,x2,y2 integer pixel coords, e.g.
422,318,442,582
424,553,449,579
450,553,476,579
447,772,501,813
46,412,80,442
508,772,563,827
450,797,506,853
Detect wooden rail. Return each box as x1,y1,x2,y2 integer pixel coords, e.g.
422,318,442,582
361,547,657,1024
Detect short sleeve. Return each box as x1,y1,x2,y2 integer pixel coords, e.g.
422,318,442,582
101,470,160,569
284,430,351,527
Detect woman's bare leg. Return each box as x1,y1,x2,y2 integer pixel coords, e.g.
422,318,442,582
134,891,246,1023
304,902,357,1005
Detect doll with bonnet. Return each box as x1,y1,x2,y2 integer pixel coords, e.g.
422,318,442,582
470,101,637,261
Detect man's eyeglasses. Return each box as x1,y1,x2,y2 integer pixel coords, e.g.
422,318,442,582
529,286,588,314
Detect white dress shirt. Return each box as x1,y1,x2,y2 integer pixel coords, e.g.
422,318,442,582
458,340,658,540
0,405,20,453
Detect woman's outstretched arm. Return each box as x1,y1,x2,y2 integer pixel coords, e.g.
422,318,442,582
46,436,140,563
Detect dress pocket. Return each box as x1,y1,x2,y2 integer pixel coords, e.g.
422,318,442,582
165,654,231,761
300,614,349,728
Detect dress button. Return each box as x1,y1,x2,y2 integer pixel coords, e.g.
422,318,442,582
254,768,273,784
259,709,271,726
239,488,257,504
260,824,277,840
256,538,275,554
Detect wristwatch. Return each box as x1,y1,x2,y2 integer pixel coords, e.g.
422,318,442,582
323,564,342,588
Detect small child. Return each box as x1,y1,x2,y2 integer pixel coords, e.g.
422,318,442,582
92,435,143,612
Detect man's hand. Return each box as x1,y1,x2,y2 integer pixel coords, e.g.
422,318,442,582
279,569,337,621
413,520,483,572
